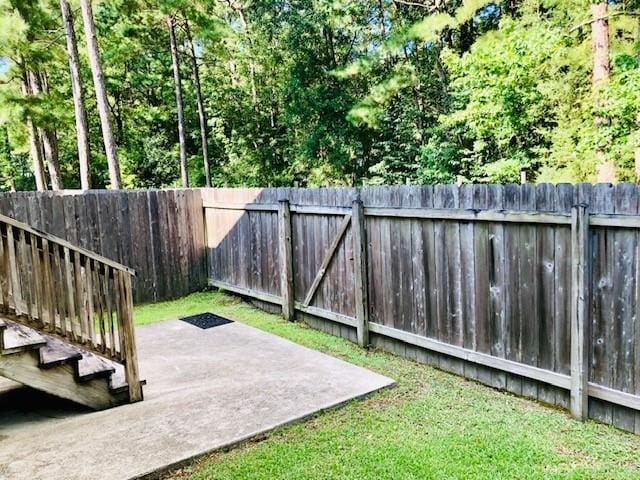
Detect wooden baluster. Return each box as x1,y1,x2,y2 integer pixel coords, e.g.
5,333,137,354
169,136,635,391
2,228,12,313
93,260,106,353
102,265,116,358
114,270,124,361
0,226,7,311
7,226,22,316
85,256,96,347
63,247,78,342
41,239,55,331
30,234,44,327
74,251,87,344
18,229,33,321
112,272,121,360
50,244,62,334
59,244,71,336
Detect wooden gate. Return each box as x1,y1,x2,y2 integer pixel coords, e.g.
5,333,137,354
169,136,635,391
278,200,369,346
202,189,365,344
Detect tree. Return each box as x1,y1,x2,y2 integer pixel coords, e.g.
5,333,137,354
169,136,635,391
30,70,63,190
592,1,614,182
184,17,211,187
60,0,91,190
167,13,189,187
79,0,121,189
21,66,47,191
3,0,640,190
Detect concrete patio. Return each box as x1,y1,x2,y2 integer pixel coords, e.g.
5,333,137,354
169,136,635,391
0,318,394,480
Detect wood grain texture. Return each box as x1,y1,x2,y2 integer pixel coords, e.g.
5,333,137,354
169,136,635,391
201,185,640,435
0,190,207,304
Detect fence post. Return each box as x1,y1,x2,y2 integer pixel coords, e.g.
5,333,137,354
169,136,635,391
570,203,589,420
352,199,369,347
278,199,295,321
121,272,143,403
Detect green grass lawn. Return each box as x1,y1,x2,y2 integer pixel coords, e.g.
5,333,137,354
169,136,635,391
134,291,640,480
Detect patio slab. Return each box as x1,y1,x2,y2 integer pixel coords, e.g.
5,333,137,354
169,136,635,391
0,319,394,480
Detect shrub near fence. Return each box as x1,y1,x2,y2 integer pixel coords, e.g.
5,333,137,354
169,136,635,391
0,189,207,304
203,184,640,434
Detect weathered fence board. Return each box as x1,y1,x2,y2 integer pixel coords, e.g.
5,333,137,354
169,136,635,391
0,189,206,304
203,184,640,435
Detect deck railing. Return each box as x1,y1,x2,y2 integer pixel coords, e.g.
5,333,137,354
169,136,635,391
0,213,142,402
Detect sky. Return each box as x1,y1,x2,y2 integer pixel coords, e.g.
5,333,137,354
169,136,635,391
0,58,9,75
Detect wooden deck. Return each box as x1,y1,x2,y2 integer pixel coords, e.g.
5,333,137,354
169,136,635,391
0,213,142,408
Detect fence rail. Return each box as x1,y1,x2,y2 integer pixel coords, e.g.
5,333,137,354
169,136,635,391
202,185,640,434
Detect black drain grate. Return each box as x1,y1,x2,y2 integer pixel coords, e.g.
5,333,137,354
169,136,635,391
180,312,234,329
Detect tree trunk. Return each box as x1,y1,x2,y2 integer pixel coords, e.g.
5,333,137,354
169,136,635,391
323,26,337,69
41,128,62,190
236,8,257,105
21,68,47,191
30,71,63,191
634,17,640,183
61,0,91,190
167,15,189,188
591,2,615,182
184,18,211,187
79,0,122,189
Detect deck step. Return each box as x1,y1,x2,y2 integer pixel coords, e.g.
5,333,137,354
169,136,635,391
1,320,46,354
76,352,116,382
39,336,83,368
110,375,146,396
0,316,142,409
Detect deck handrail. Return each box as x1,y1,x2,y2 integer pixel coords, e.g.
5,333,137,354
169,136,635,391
0,214,142,402
0,213,135,275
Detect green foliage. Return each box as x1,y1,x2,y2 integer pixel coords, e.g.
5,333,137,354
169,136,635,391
431,12,562,181
1,0,640,189
0,126,32,190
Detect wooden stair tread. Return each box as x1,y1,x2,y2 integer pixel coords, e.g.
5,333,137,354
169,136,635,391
76,352,116,382
1,319,46,354
39,336,83,368
0,317,144,408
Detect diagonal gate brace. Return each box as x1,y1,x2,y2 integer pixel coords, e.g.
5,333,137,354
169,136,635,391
302,214,352,307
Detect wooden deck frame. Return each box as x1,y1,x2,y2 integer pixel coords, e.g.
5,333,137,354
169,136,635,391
0,214,142,403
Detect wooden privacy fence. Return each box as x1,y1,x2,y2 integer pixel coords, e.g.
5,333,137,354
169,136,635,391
203,185,640,434
0,189,207,304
